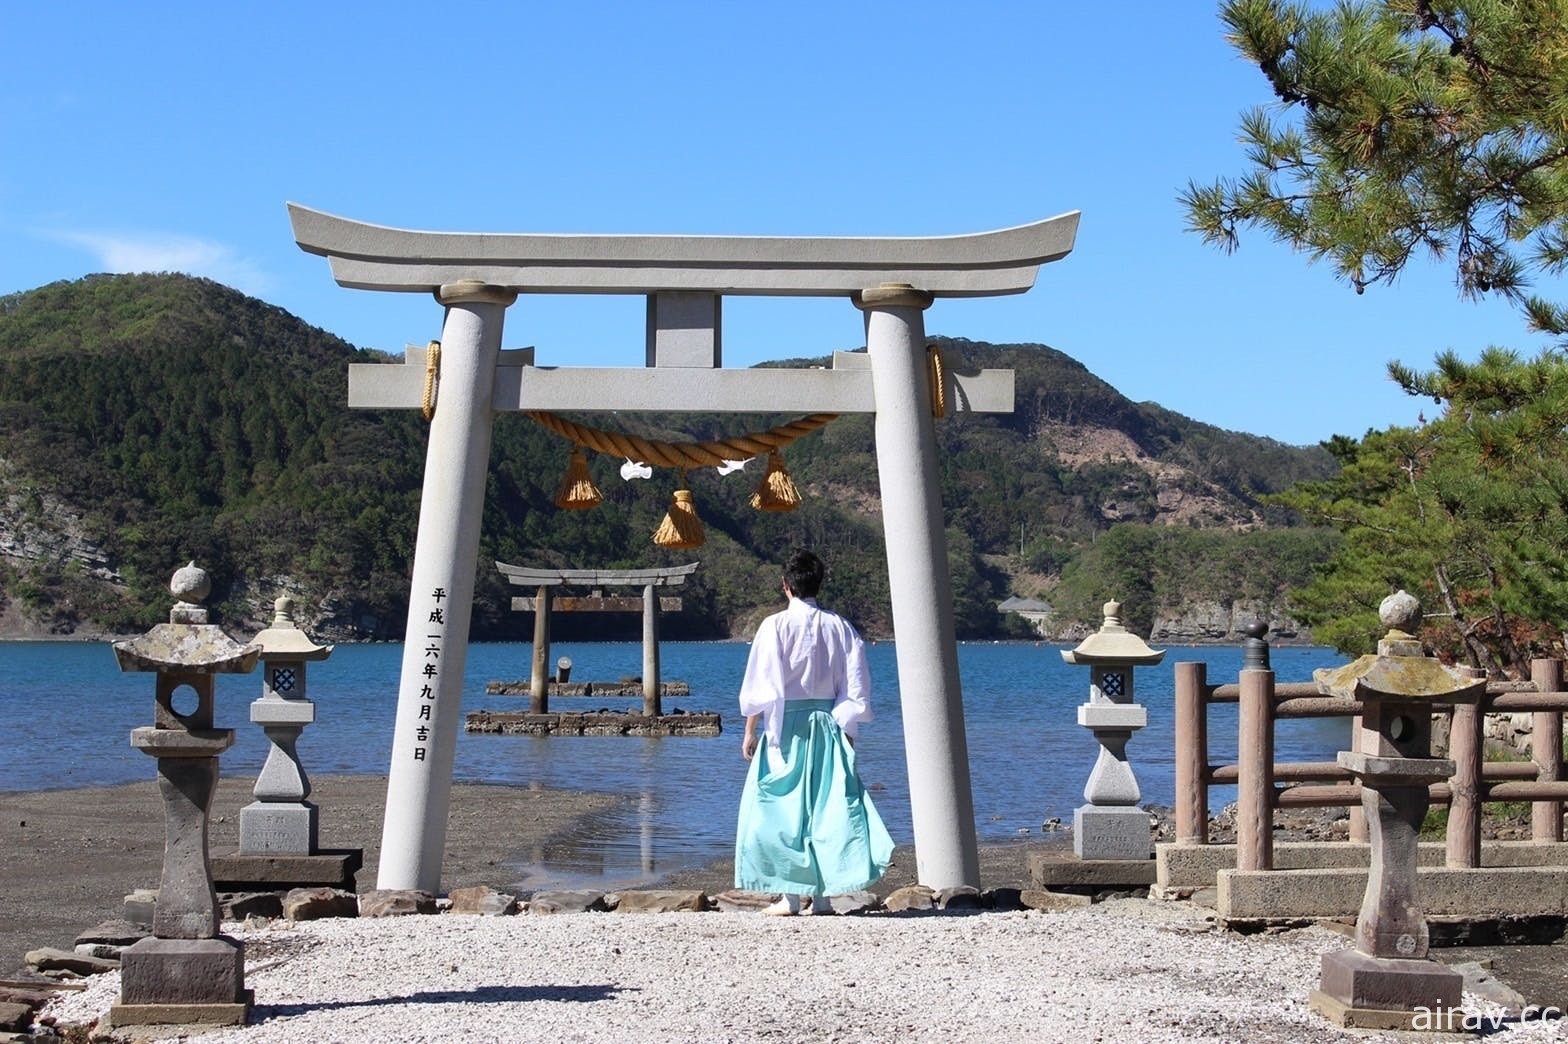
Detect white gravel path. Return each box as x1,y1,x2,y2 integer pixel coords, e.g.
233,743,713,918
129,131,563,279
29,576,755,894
44,901,1562,1043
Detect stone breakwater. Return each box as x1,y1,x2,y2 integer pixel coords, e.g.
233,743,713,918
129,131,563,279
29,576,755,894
485,680,691,697
464,709,721,736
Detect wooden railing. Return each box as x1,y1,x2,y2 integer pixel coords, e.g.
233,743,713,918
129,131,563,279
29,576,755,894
1173,658,1568,872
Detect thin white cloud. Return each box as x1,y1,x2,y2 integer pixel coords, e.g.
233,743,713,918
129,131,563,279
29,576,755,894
50,231,271,296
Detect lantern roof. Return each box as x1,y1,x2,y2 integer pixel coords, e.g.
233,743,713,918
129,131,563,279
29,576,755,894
1061,601,1165,666
113,564,259,674
1314,591,1484,703
252,597,334,661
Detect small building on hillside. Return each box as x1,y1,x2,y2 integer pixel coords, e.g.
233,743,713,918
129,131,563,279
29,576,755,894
999,596,1054,636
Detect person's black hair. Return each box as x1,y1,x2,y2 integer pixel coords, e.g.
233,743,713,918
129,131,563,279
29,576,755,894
783,548,825,598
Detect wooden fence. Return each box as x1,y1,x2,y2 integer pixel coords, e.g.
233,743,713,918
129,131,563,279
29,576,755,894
1174,658,1568,872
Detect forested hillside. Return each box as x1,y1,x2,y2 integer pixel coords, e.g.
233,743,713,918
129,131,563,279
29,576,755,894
0,274,1336,640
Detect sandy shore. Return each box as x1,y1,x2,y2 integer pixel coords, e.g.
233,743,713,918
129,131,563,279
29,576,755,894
0,772,1047,971
0,775,622,969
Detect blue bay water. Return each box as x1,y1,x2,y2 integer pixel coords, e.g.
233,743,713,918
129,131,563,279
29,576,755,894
0,640,1344,889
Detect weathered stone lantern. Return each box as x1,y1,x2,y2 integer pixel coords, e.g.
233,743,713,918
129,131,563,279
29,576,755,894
109,563,258,1028
1062,600,1165,860
239,596,333,856
1309,591,1484,1030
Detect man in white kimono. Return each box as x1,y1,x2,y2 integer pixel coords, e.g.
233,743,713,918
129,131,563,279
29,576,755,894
734,549,894,914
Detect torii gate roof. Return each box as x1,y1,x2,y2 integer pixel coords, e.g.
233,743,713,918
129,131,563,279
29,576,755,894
288,205,1079,297
497,561,699,588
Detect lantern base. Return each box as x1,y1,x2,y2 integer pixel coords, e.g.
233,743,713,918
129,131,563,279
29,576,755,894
1312,950,1463,1030
238,800,318,855
118,937,248,1012
1073,805,1152,861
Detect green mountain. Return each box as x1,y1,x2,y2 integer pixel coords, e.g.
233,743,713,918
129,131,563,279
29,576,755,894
0,274,1336,641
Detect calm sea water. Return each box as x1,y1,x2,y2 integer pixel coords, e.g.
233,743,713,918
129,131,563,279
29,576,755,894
0,640,1344,890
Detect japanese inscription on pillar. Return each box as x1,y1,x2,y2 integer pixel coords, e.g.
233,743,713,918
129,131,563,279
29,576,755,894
412,586,448,762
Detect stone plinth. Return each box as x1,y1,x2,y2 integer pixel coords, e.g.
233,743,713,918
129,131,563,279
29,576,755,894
1028,847,1156,890
112,937,250,1027
239,802,318,855
1311,950,1463,1030
1073,807,1152,862
212,849,362,892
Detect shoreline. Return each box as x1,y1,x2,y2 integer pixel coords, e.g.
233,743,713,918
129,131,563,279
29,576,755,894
0,771,1065,973
0,774,624,971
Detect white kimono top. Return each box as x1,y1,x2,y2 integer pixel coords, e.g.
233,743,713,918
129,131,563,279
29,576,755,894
739,596,872,750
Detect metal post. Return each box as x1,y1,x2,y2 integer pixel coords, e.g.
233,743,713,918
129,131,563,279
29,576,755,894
642,582,661,717
1531,658,1564,842
855,284,980,889
377,280,516,892
1174,661,1208,845
1236,668,1275,871
530,584,551,714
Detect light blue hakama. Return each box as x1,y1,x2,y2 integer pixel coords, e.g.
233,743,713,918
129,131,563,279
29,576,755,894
734,699,894,896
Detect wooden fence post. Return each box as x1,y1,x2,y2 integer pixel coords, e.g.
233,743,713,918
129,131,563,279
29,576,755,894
1531,659,1564,843
1236,668,1275,871
1174,662,1208,846
1348,713,1368,843
1447,668,1485,868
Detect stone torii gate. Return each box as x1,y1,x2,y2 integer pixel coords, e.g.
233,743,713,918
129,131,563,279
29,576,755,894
496,561,696,715
290,203,1079,893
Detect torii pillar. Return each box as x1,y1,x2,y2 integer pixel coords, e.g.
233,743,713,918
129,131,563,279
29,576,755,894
383,280,515,889
856,284,979,885
290,204,1079,892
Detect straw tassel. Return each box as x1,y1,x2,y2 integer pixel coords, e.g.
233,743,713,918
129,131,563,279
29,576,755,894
553,448,603,510
749,451,802,512
653,477,705,548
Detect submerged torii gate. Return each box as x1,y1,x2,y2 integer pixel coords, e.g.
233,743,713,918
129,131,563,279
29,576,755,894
290,203,1079,893
496,561,696,716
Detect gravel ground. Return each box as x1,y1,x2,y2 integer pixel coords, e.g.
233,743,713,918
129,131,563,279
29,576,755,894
47,899,1554,1044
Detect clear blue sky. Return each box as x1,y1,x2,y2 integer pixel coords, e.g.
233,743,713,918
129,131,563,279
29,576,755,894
1,2,1540,446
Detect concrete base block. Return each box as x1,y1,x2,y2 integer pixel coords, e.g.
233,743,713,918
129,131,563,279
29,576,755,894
1158,839,1568,891
1219,864,1568,921
1309,990,1466,1032
119,937,247,1007
108,1001,251,1027
1073,806,1151,861
1312,950,1463,1028
238,802,318,855
212,848,362,891
1027,848,1155,889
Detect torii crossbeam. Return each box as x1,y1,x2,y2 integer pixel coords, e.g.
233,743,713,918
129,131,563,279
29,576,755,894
291,204,1079,893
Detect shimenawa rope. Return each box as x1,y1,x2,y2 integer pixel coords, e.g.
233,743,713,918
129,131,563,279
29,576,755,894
525,411,839,469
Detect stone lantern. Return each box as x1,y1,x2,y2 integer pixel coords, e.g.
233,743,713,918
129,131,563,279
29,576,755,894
239,597,333,857
1308,591,1484,1030
109,563,258,1028
1061,600,1165,860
